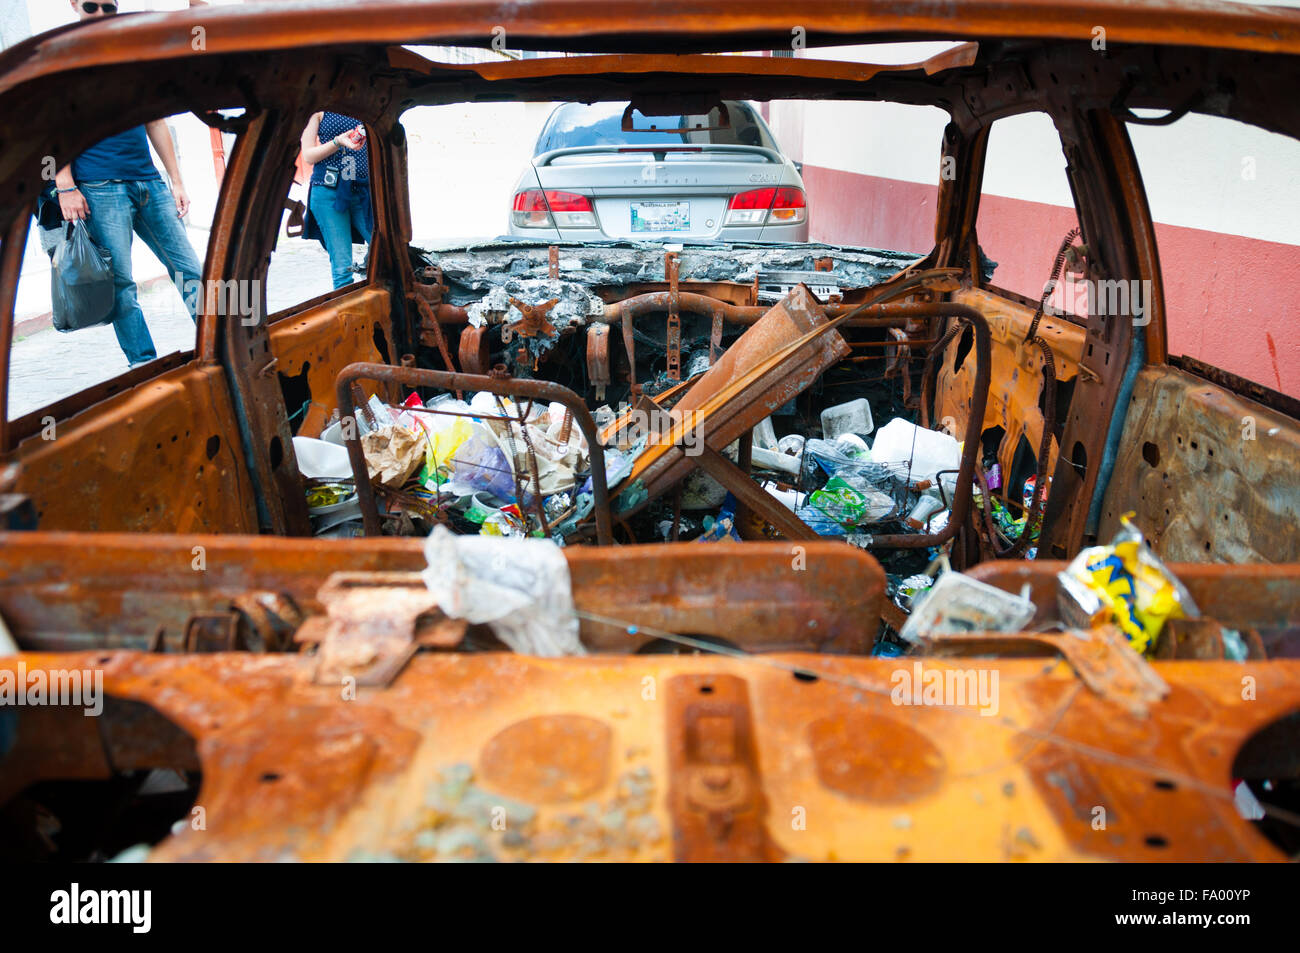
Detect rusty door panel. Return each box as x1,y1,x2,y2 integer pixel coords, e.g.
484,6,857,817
0,533,879,655
1,649,1295,861
1098,365,1300,563
969,559,1300,633
567,542,883,653
937,287,1083,488
4,364,258,534
268,287,393,436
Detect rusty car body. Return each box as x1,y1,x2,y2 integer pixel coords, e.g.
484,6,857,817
0,0,1298,862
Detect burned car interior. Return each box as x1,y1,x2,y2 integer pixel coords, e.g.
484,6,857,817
0,1,1298,863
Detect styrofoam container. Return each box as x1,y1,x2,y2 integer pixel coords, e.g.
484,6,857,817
751,445,801,476
820,398,873,439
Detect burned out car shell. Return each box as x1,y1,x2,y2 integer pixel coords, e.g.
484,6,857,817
0,0,1298,863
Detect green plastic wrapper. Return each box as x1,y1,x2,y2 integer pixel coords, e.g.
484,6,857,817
809,474,896,528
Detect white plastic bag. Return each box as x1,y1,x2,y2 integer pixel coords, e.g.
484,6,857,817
421,525,584,656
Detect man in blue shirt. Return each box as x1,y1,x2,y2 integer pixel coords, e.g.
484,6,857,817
49,1,204,367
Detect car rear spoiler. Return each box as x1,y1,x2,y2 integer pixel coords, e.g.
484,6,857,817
534,144,784,166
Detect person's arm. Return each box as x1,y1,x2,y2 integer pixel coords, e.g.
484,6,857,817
145,119,190,218
53,163,88,221
301,113,365,165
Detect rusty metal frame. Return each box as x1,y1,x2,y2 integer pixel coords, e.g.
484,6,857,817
334,362,612,544
610,299,992,548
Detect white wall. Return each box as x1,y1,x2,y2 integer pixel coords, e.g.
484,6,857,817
778,42,1300,245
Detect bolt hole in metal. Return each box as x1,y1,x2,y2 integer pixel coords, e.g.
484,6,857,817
1144,835,1169,848
1154,779,1177,790
259,772,281,783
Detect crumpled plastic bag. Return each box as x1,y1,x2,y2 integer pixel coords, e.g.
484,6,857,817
361,424,425,488
421,524,585,656
804,438,900,487
809,472,897,527
496,420,581,496
414,413,474,485
448,430,518,502
51,221,115,332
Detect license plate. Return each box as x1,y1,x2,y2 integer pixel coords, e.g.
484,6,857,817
631,201,689,232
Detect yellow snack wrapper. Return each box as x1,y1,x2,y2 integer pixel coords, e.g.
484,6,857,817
1057,513,1198,655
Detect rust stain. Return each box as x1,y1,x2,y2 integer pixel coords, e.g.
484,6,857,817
479,715,613,803
809,713,947,803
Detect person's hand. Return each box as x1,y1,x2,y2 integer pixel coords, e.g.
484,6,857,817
171,183,191,218
58,188,89,221
335,126,365,150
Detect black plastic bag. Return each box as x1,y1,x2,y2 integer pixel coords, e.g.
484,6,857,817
51,221,115,332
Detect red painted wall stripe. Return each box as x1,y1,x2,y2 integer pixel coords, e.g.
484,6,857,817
802,163,1300,396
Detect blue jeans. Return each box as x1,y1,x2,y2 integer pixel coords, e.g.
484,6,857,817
78,179,202,367
309,183,372,289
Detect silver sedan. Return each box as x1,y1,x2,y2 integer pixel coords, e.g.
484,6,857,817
507,100,809,243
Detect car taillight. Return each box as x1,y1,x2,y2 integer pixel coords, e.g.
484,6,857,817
511,189,551,228
723,186,806,227
543,190,598,227
768,186,806,223
723,187,775,226
511,189,597,228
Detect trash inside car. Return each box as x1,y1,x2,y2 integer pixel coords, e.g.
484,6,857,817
0,0,1298,865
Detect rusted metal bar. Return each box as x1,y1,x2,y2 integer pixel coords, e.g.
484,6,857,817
585,323,610,400
665,251,681,382
802,301,992,551
457,324,491,375
0,212,28,447
408,291,458,374
709,309,724,364
620,303,639,399
849,337,944,348
334,362,612,544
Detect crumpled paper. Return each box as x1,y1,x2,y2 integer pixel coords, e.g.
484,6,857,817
361,424,425,488
421,525,585,656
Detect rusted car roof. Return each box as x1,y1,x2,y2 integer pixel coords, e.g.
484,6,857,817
3,0,1300,96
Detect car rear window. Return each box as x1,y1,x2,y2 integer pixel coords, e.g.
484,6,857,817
535,101,778,154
